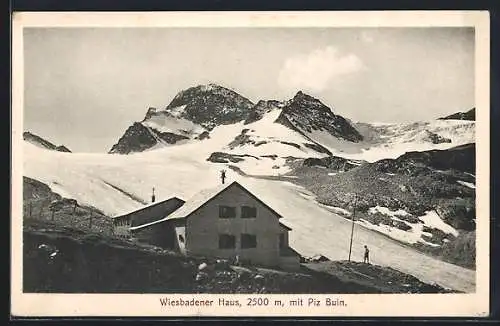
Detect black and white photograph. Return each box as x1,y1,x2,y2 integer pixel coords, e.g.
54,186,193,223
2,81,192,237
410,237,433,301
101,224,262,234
11,11,490,317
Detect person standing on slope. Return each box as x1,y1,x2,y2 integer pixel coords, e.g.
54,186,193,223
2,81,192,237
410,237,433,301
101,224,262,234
363,245,370,264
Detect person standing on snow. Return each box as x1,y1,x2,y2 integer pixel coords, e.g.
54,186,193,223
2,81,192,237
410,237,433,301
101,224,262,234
363,245,370,264
220,170,226,184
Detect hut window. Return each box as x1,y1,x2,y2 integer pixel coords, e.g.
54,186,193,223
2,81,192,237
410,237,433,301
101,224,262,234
241,234,257,249
178,234,185,243
219,206,236,219
241,206,256,218
218,234,236,249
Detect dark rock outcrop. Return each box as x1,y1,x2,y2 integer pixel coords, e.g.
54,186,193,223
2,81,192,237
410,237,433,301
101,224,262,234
303,156,365,171
423,130,452,144
207,152,259,164
23,132,72,153
109,123,157,154
55,145,72,153
439,108,475,121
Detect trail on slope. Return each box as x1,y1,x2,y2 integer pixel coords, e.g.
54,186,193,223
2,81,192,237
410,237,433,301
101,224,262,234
100,179,148,205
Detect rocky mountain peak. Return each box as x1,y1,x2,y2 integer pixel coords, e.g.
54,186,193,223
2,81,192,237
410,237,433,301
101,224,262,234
276,92,363,143
165,83,255,129
291,91,331,112
293,90,317,101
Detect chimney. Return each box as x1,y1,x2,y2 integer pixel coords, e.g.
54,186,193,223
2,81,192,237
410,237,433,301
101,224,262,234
151,187,156,203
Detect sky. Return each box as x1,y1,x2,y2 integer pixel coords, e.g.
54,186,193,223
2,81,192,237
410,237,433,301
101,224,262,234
23,27,475,153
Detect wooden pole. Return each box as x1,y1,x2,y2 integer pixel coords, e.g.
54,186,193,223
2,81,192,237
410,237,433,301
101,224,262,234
29,202,32,219
348,193,357,262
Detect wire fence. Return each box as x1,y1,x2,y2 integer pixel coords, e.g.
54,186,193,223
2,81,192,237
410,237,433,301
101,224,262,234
23,198,114,236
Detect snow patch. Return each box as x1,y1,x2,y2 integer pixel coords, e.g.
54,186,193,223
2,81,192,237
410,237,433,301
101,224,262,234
368,206,410,217
419,239,441,248
362,206,457,248
357,218,421,244
347,160,362,166
418,210,459,237
318,203,352,216
457,180,476,189
167,104,187,118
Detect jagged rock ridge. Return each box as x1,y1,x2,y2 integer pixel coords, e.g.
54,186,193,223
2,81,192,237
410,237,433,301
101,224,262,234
23,131,72,152
439,108,475,121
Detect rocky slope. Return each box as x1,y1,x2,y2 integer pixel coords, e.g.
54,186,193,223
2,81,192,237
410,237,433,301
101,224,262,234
439,108,475,121
286,143,476,268
23,132,71,153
